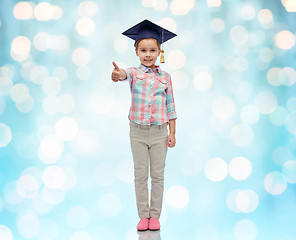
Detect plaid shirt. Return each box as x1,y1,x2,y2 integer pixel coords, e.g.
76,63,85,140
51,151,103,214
123,64,177,125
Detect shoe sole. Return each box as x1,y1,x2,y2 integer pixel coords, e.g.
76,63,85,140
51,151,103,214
148,228,160,231
137,228,149,231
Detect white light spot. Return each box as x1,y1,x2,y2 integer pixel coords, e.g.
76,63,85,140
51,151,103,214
16,95,34,113
171,71,189,90
210,18,225,33
16,175,40,199
267,67,281,86
10,84,30,103
0,123,12,148
204,157,228,182
0,225,13,240
76,18,95,36
167,50,186,69
78,1,99,17
17,212,40,238
233,219,257,240
158,18,177,33
282,160,296,183
229,26,248,45
212,96,236,119
34,2,54,21
42,77,61,95
269,106,288,126
30,65,49,85
61,167,77,190
193,72,213,91
240,105,260,124
72,48,91,66
55,117,79,141
241,5,256,20
275,30,295,50
114,37,128,53
67,206,89,229
94,163,116,186
0,77,13,96
235,190,259,213
153,0,168,11
42,95,60,115
231,124,254,147
272,146,294,166
254,90,277,114
52,5,63,20
170,0,195,15
71,130,100,155
98,193,121,217
264,171,287,195
280,67,296,86
166,185,189,208
229,157,252,180
42,166,65,189
13,2,34,20
116,159,134,183
207,0,221,7
258,9,274,28
38,134,64,163
33,32,52,51
11,36,31,61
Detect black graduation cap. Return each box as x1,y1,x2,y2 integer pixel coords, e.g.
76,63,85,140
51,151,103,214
122,19,177,45
122,19,177,63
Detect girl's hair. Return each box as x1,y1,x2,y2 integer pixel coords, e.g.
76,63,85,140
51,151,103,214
135,38,161,50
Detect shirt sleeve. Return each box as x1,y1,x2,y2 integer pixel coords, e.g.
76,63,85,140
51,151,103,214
122,67,134,88
166,74,177,120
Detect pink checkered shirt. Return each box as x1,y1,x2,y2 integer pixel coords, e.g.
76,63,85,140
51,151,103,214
123,64,177,126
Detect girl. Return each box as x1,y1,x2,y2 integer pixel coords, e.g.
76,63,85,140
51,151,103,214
111,19,177,231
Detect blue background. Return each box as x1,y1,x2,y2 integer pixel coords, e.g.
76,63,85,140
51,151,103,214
0,0,296,239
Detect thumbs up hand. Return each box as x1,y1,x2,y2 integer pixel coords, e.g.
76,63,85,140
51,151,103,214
111,61,121,82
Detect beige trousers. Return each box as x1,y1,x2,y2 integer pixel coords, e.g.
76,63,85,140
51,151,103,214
129,121,168,219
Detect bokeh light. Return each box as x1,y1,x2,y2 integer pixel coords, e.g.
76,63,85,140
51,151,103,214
1,0,296,239
166,185,189,209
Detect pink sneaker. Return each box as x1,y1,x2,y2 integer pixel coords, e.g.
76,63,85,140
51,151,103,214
149,217,160,231
137,218,149,231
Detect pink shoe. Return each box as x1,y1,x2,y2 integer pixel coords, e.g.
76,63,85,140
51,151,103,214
149,217,160,231
137,218,149,231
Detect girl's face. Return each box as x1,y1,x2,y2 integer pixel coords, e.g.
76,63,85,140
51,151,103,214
135,38,160,69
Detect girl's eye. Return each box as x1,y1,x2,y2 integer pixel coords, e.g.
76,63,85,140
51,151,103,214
151,49,156,52
141,50,146,52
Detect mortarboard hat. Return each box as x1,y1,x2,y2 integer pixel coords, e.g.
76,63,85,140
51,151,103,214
122,19,177,63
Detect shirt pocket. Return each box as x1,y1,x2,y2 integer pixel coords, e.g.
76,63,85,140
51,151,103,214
158,79,168,91
135,74,145,86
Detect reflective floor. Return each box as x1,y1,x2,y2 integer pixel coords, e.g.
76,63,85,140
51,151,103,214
138,230,161,240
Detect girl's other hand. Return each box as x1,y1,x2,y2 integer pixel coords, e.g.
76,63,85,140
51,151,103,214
167,134,176,148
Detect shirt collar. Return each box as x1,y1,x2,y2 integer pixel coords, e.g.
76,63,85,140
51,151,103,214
139,64,162,74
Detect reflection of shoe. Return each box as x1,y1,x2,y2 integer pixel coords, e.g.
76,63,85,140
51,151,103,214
149,217,160,231
137,230,150,240
148,230,161,239
137,218,149,231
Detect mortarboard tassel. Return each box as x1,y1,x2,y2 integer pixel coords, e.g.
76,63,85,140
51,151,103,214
160,49,165,63
160,28,165,63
